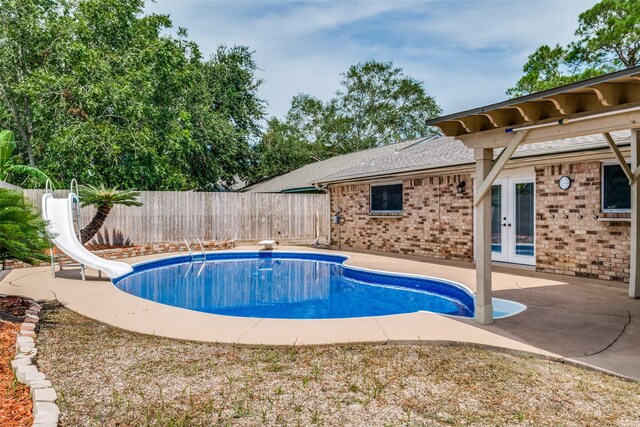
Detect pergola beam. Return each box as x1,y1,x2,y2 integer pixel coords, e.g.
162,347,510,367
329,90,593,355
545,94,579,115
588,84,623,107
603,132,633,183
473,130,529,207
457,103,640,149
480,109,522,128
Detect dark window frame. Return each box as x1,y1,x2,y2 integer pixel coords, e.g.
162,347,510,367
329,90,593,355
370,182,403,213
601,162,631,212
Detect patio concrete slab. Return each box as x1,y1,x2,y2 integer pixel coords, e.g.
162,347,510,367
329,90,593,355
1,245,638,379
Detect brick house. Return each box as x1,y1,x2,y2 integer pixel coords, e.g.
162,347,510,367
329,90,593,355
316,131,632,283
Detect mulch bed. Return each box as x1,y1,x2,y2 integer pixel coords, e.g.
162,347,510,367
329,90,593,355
0,297,33,427
0,297,31,318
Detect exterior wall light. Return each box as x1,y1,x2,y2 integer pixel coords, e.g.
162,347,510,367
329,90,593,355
456,180,466,194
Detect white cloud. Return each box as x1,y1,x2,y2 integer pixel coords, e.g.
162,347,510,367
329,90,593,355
147,0,601,118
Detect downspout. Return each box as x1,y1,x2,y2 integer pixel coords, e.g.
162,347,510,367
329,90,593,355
314,183,332,246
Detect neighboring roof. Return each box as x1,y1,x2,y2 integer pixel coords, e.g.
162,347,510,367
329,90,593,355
317,130,631,184
243,137,432,193
425,66,640,138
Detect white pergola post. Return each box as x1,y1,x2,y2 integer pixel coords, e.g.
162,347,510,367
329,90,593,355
474,147,494,324
630,129,640,298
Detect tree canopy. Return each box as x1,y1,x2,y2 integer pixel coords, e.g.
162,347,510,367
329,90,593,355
249,61,441,183
0,0,265,190
508,0,640,97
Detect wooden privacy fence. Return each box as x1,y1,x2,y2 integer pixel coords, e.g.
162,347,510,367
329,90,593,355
0,180,23,192
21,189,330,245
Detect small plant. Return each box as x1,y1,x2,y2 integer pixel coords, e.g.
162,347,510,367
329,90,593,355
310,409,322,425
311,360,322,380
79,184,142,244
0,188,50,269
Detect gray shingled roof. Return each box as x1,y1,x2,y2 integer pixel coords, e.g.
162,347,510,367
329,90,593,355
242,131,630,192
317,130,631,183
243,137,431,192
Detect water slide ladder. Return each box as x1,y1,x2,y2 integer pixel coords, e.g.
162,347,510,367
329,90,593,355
43,179,133,280
47,179,89,280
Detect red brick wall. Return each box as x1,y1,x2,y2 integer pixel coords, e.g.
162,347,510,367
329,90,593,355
330,161,630,283
535,162,630,282
330,174,474,261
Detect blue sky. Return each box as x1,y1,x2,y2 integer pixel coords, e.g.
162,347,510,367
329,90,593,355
146,0,599,119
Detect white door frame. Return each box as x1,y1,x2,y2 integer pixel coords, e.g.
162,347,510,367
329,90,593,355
474,167,536,266
490,178,509,263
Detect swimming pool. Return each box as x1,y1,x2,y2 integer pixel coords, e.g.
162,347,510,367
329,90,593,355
113,251,524,320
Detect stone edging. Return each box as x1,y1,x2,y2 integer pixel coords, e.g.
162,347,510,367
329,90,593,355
10,301,60,426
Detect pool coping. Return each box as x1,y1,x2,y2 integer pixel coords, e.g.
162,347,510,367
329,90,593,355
0,247,553,355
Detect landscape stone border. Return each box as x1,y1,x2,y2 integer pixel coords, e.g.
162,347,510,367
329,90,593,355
10,300,60,426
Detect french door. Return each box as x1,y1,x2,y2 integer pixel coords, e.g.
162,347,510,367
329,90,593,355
490,176,535,265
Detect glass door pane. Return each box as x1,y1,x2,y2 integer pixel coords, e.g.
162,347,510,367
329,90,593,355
491,185,503,254
514,182,534,256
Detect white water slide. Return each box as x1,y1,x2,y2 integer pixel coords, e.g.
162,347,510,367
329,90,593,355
42,192,133,279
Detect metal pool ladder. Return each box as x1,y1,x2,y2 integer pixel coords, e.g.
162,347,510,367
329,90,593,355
182,237,206,262
181,237,206,277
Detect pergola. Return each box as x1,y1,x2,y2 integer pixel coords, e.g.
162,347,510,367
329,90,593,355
426,66,640,325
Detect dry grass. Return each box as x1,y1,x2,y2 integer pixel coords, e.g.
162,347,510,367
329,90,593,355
36,304,640,427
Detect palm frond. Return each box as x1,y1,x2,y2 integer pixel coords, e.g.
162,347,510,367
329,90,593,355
0,130,16,163
79,184,143,208
7,164,50,183
0,188,50,266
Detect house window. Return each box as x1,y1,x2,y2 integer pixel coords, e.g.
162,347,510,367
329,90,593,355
370,183,403,212
602,163,630,212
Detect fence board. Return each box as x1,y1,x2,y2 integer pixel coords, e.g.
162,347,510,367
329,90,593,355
0,180,23,193
22,189,330,245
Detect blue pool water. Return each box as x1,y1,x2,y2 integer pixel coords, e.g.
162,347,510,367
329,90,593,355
113,252,476,319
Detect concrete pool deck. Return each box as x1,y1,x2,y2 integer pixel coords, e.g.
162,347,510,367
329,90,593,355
1,245,638,380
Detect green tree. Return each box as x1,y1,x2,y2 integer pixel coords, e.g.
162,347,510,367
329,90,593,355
0,0,265,190
250,117,321,183
185,46,265,190
569,0,640,68
507,44,606,97
0,188,50,269
331,61,441,152
0,129,50,184
508,0,639,97
78,184,142,244
250,61,441,183
0,0,59,167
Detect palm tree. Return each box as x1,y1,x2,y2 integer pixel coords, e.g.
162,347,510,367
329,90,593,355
0,188,50,269
79,184,143,244
0,130,50,184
